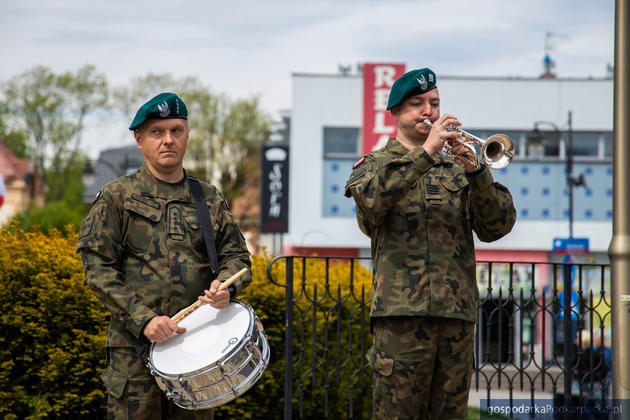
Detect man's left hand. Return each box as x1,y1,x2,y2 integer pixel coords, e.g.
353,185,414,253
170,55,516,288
199,279,230,309
449,140,480,173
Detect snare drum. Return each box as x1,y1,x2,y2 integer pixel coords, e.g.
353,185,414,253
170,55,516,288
148,300,269,410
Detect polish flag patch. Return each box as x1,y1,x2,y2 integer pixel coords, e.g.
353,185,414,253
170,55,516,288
353,157,365,168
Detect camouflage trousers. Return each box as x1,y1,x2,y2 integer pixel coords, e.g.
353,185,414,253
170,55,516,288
102,347,214,420
368,316,475,420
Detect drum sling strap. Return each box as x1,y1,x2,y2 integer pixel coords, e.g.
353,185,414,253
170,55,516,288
188,176,220,278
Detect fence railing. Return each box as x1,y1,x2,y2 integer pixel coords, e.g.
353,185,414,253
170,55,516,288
267,256,612,419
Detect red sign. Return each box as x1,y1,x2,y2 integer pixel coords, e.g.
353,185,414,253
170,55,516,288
362,63,406,154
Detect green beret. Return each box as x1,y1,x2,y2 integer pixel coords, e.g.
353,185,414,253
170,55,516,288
129,92,188,130
386,68,437,110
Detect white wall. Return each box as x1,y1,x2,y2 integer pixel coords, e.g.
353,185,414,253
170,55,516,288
439,77,613,131
288,74,365,249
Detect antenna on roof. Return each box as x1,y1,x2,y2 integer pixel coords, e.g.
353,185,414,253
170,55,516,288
541,31,568,79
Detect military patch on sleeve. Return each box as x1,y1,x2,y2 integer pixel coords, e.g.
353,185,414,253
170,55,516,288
93,190,102,204
353,156,366,168
78,216,94,240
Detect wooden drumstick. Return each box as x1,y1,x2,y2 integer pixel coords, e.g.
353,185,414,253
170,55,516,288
171,267,248,324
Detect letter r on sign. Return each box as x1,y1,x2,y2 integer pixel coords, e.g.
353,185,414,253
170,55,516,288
374,66,396,88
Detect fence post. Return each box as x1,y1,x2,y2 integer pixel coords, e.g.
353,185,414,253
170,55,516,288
563,263,573,402
284,257,294,420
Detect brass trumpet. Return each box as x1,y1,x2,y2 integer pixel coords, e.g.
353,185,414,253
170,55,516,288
422,119,515,170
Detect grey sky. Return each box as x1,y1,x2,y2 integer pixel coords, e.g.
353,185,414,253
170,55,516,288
0,0,615,156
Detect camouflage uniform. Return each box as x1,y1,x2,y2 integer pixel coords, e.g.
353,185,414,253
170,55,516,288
344,138,516,419
78,163,252,419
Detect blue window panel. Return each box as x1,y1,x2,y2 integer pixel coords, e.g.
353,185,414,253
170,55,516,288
607,210,612,218
607,167,613,176
469,155,611,222
322,159,356,217
542,209,550,218
585,167,593,175
521,167,529,175
563,209,570,218
585,210,593,218
500,168,508,174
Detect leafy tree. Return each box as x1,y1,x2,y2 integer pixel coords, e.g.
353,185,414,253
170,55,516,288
112,73,271,204
0,105,29,158
1,65,109,201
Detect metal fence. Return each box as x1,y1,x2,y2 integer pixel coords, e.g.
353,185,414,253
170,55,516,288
266,256,612,419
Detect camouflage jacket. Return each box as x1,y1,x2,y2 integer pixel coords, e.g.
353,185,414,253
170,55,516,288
344,139,516,322
77,163,252,348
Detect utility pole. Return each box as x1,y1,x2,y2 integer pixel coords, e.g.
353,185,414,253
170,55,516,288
608,0,630,412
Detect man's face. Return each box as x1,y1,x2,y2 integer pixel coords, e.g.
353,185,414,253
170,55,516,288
392,88,440,141
134,119,189,177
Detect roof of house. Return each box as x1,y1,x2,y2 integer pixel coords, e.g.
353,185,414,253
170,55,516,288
0,141,31,183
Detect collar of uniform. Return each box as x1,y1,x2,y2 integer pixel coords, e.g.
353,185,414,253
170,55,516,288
135,163,193,202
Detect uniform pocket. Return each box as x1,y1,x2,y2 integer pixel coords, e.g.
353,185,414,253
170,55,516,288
440,174,469,193
366,346,395,377
183,212,207,256
101,365,127,399
123,195,162,253
440,174,470,222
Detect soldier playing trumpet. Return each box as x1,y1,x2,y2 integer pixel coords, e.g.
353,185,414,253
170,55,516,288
345,68,516,419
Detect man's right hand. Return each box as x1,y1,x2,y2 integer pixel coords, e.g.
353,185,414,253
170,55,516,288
422,114,463,156
143,316,186,343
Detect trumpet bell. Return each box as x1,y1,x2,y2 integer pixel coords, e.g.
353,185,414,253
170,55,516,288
481,134,515,170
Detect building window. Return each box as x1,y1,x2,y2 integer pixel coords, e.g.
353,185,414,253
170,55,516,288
526,129,561,158
569,132,599,157
322,127,360,217
603,132,613,157
323,127,360,159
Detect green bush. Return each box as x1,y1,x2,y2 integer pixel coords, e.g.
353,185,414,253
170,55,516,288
0,226,375,419
0,222,108,419
7,201,89,234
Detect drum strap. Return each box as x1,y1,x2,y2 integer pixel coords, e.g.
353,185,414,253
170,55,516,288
188,176,220,278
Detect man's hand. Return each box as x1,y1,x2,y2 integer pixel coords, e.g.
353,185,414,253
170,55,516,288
199,279,230,309
422,114,463,156
143,316,186,343
449,140,481,173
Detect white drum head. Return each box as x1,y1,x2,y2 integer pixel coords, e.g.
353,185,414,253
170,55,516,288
151,301,251,375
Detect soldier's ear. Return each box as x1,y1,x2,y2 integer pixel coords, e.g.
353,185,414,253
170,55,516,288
133,129,143,150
